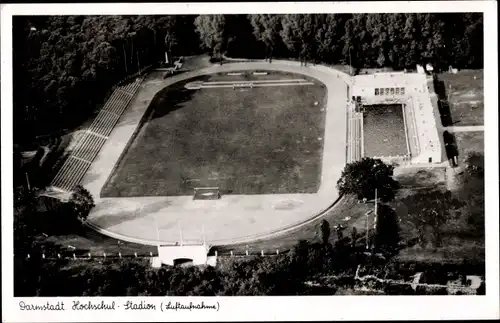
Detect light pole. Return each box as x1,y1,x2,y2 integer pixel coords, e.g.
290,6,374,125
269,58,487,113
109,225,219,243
122,43,128,73
372,188,378,252
25,172,31,191
364,189,379,252
136,51,141,75
365,208,371,250
349,44,352,75
153,211,160,262
365,209,369,250
178,222,184,247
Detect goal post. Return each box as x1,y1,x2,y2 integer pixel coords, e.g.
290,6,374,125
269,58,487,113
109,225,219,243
193,187,221,200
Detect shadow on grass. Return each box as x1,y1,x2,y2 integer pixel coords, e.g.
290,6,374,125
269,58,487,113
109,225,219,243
438,100,455,127
433,74,458,127
150,76,210,120
433,74,448,101
100,78,207,197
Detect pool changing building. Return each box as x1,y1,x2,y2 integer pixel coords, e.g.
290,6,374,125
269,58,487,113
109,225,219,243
350,68,443,164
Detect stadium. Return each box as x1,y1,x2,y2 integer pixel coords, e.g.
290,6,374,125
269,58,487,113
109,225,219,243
44,60,442,263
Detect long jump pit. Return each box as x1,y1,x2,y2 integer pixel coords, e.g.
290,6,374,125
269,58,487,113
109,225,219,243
82,61,350,246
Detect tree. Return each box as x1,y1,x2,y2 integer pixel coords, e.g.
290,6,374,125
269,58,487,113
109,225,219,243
68,185,95,222
337,157,400,202
194,15,227,63
314,14,346,64
13,14,483,145
319,219,331,246
402,190,464,247
280,14,319,64
249,14,282,61
164,33,177,63
350,227,358,248
374,204,400,253
458,152,484,237
385,13,406,68
341,17,355,68
464,152,484,178
336,228,344,241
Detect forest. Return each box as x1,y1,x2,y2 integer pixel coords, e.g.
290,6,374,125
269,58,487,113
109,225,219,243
13,13,483,144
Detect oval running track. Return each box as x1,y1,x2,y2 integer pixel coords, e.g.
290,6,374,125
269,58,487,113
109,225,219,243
82,60,353,246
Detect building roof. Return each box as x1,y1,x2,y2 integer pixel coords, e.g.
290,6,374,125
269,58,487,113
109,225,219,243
353,72,426,89
157,244,211,265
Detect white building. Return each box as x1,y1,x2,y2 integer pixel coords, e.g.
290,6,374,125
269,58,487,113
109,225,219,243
150,243,216,267
350,71,442,164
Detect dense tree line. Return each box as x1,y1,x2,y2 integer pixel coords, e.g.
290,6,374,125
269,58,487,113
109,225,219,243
13,15,200,144
15,218,362,296
14,13,482,144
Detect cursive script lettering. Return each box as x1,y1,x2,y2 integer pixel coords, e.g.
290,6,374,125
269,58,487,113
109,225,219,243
72,300,116,311
124,300,156,310
164,301,216,311
19,301,65,311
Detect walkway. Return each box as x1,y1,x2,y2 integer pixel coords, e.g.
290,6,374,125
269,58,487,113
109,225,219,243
82,60,351,246
444,125,484,132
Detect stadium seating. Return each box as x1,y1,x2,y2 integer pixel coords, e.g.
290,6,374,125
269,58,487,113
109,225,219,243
347,101,363,163
51,77,144,192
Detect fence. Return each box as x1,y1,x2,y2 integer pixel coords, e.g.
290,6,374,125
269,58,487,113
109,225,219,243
117,65,153,86
18,247,287,262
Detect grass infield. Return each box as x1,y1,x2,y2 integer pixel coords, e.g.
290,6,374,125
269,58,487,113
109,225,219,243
101,71,327,197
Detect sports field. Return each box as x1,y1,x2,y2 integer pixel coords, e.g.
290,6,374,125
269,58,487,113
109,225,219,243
438,70,484,126
101,71,327,197
362,104,407,158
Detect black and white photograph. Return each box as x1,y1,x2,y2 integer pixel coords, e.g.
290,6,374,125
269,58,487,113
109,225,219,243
1,1,498,321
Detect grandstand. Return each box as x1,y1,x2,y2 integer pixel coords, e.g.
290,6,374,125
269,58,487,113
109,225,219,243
347,106,363,163
50,77,144,193
350,69,442,164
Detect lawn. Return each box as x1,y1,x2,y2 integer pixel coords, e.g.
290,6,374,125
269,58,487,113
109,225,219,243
102,71,327,197
454,131,484,165
36,226,158,257
394,167,447,190
362,104,407,158
438,70,483,126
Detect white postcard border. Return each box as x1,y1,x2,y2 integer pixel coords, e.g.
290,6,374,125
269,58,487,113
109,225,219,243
2,2,498,322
